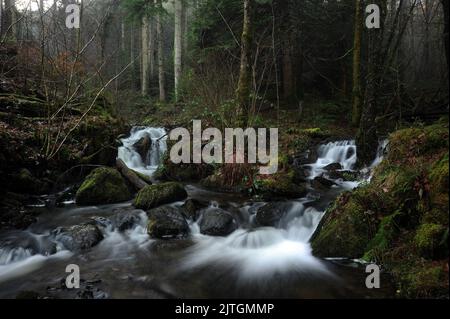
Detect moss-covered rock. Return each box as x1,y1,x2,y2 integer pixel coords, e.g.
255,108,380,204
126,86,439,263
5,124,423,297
147,206,189,239
134,182,187,210
254,167,307,200
75,167,132,206
311,121,449,298
414,223,447,259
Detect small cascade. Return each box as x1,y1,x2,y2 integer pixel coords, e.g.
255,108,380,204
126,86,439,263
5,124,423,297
117,127,167,176
308,140,357,179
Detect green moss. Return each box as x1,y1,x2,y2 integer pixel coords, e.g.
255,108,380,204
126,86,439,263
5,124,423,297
256,171,307,200
302,127,329,138
310,121,449,298
403,264,448,298
134,182,188,210
414,223,447,258
311,189,377,258
363,212,400,262
75,167,131,205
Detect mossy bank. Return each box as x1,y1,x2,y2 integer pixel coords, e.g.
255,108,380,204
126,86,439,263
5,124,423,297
311,120,449,298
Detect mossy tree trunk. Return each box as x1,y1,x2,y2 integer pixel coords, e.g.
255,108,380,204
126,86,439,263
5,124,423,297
236,0,253,127
351,0,363,127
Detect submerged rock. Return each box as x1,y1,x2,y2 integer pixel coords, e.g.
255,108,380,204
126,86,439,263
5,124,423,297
147,206,189,239
75,167,132,206
255,202,292,227
311,176,336,190
112,210,143,231
134,182,187,210
181,198,209,221
53,223,104,251
199,208,237,236
323,163,342,171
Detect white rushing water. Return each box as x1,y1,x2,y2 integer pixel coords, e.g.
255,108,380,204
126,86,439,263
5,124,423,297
182,203,329,279
308,140,357,179
117,127,167,176
0,127,389,293
180,140,365,279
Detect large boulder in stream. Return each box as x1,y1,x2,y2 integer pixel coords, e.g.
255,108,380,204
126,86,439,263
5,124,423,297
134,182,187,210
147,206,189,239
53,223,104,252
75,167,132,206
255,202,292,227
199,208,237,236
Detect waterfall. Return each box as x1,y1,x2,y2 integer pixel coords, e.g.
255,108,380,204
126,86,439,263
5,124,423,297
117,127,167,176
308,140,357,179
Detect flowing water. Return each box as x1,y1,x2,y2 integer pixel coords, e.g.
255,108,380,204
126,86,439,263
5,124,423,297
0,127,393,299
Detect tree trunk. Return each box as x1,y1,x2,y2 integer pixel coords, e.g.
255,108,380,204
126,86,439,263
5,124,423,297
236,0,253,127
441,0,449,67
116,159,149,191
182,0,189,66
3,0,16,41
149,18,155,80
156,0,166,102
356,3,382,166
131,24,140,91
141,15,150,96
351,0,363,127
0,0,3,37
282,35,295,103
174,0,183,101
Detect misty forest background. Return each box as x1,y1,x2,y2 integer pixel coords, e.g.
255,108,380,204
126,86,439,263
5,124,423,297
0,0,449,298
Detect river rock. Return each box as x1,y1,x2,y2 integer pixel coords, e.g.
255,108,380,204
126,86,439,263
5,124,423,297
113,210,143,231
323,163,342,171
147,206,189,239
255,202,292,227
134,182,187,210
53,223,104,251
181,198,209,221
199,208,237,236
75,167,132,206
133,134,152,161
326,170,360,181
312,176,336,190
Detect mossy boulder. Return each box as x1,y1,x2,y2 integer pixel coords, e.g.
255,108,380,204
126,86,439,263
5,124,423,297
75,167,132,206
154,152,214,182
134,182,187,210
147,206,189,239
254,166,307,200
311,121,449,298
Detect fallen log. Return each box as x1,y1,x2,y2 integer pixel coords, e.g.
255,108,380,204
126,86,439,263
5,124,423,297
116,158,149,191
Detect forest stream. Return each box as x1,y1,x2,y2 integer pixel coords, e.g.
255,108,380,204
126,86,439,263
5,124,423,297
0,126,395,299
